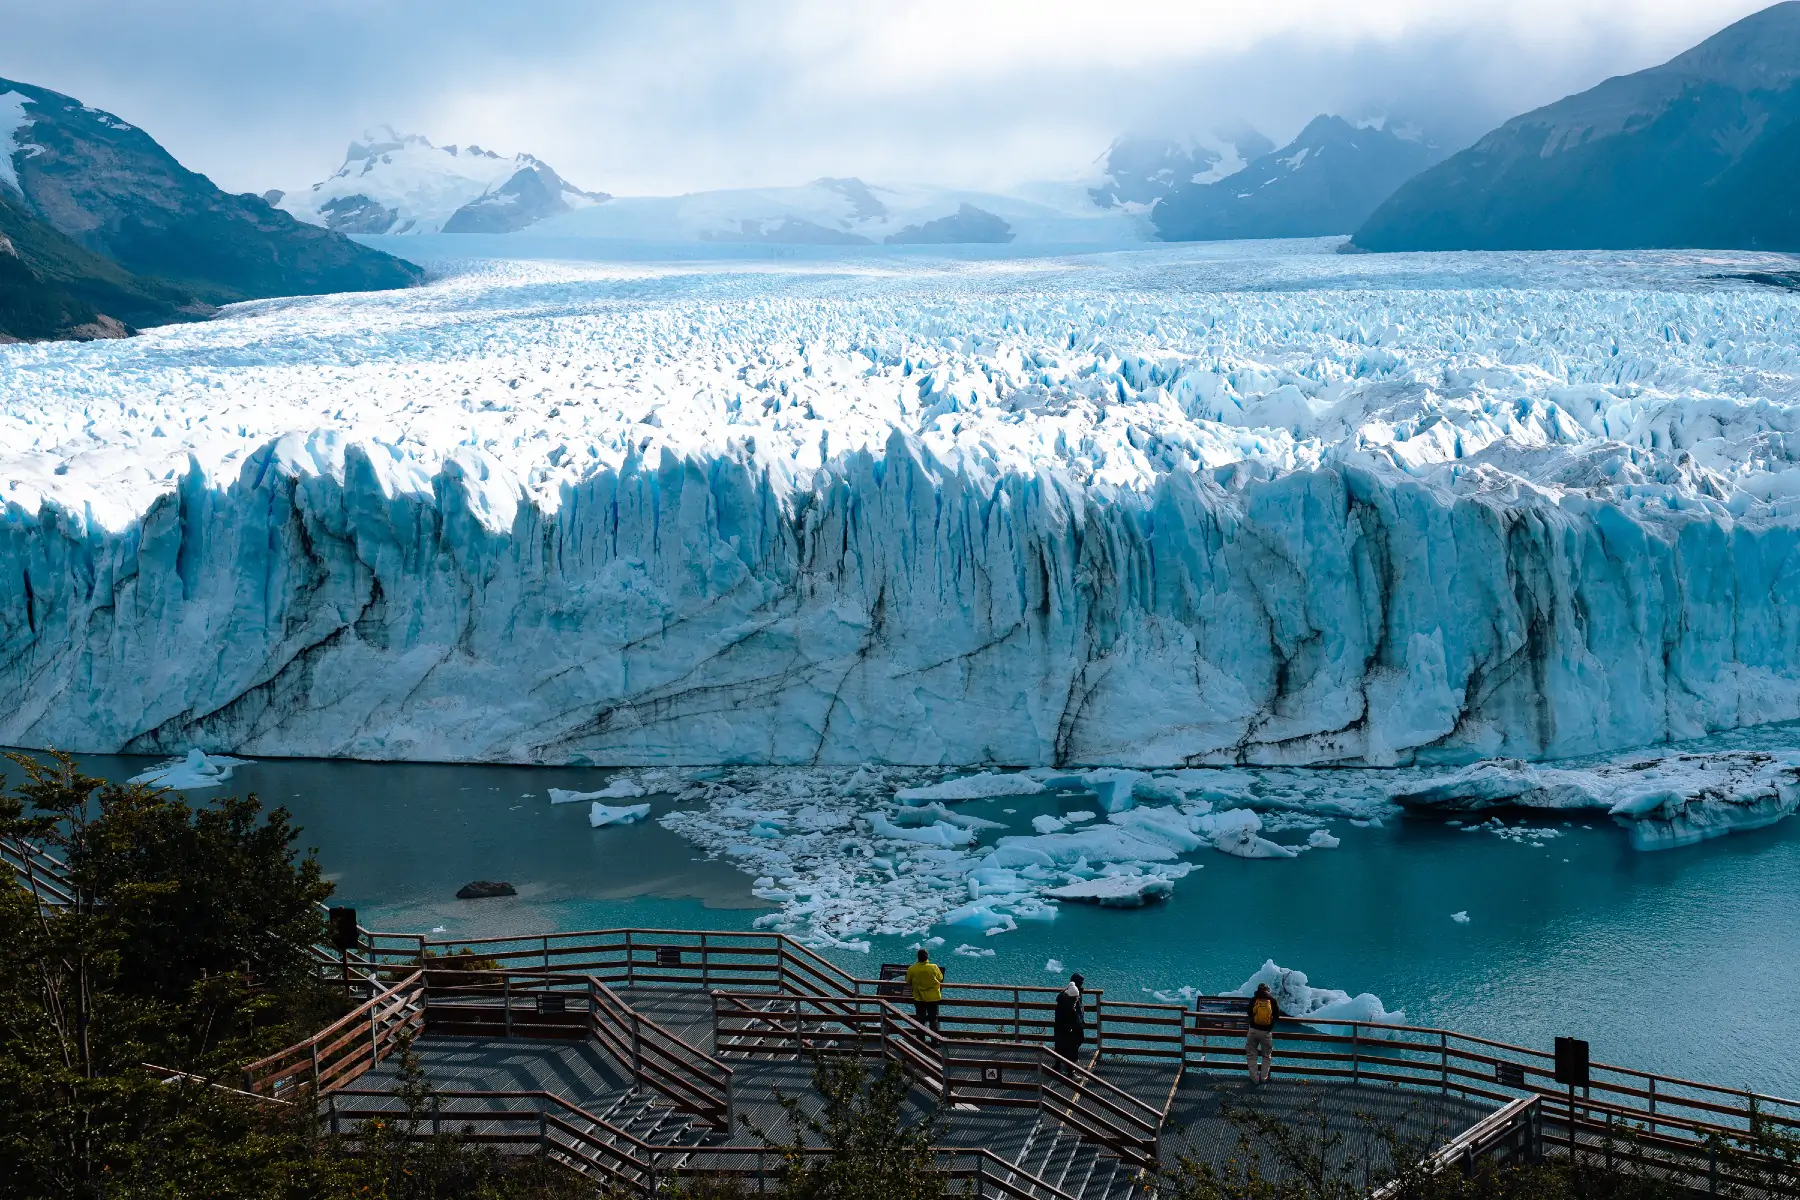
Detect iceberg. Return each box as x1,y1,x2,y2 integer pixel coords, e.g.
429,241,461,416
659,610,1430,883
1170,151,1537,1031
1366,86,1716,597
550,777,646,804
128,748,252,790
896,773,1046,804
1226,960,1404,1025
588,801,652,827
1043,874,1173,907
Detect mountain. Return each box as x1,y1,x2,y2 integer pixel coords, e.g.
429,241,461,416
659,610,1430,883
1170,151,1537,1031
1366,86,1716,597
1352,2,1800,252
0,185,203,342
274,128,608,235
1151,115,1445,242
0,79,421,322
529,177,1144,247
1087,128,1275,211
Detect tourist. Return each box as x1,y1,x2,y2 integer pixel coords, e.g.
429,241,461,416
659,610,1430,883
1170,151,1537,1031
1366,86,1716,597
1054,973,1086,1063
906,947,944,1032
1244,982,1281,1083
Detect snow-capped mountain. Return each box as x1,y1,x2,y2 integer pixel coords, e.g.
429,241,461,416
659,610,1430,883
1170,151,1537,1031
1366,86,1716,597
273,128,608,235
527,176,1146,247
1354,1,1800,251
1087,128,1275,211
1151,115,1444,241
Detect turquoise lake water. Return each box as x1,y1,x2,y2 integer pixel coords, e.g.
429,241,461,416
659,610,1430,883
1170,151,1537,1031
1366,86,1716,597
7,749,1798,1099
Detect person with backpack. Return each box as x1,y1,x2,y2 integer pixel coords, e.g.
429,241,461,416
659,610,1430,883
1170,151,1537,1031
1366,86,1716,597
1244,982,1281,1083
1053,973,1086,1063
905,948,944,1032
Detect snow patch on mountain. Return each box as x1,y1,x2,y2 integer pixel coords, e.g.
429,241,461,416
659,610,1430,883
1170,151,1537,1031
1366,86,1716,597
0,90,39,194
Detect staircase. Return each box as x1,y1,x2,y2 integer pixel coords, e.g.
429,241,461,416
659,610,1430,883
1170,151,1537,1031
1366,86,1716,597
998,1115,1145,1200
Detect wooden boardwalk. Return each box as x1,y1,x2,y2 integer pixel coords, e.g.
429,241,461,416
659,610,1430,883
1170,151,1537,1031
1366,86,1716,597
342,984,1488,1200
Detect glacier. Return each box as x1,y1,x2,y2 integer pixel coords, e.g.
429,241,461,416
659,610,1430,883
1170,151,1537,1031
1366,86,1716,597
4,242,1800,771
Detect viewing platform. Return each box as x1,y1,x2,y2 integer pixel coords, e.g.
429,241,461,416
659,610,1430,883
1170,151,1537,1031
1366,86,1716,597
245,924,1799,1198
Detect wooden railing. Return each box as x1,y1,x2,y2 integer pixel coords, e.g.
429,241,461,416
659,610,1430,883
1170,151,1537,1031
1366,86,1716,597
1,835,76,908
242,971,424,1098
587,975,734,1130
300,923,1800,1190
1371,1095,1542,1199
711,989,1161,1168
322,1087,1086,1200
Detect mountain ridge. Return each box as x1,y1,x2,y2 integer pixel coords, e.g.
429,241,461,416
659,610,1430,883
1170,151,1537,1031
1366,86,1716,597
1352,2,1800,251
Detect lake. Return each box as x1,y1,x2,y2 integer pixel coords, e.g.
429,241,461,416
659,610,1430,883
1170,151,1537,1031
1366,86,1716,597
7,747,1797,1099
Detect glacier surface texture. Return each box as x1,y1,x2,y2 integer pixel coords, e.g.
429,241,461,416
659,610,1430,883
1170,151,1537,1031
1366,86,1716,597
3,241,1800,766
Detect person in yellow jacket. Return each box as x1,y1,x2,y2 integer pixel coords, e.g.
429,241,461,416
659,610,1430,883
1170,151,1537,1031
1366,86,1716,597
904,948,944,1032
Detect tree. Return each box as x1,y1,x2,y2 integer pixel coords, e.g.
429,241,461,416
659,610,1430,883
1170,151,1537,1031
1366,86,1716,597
0,751,336,1197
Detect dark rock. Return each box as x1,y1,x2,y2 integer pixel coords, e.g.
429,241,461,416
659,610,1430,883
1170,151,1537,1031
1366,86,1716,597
884,203,1013,244
1154,116,1443,242
455,880,517,900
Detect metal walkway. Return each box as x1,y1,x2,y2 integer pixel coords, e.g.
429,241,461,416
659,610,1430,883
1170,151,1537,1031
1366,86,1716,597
0,845,1775,1200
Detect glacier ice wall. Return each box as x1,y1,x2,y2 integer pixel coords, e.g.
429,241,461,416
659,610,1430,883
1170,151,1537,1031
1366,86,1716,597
6,432,1800,765
4,246,1800,765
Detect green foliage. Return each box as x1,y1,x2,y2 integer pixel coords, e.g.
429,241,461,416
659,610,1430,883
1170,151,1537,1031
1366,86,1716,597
745,1053,944,1200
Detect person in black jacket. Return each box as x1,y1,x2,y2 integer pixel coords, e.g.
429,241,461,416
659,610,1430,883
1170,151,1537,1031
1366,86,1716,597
1053,973,1086,1063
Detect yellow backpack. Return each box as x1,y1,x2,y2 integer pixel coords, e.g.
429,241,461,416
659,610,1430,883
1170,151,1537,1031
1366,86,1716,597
1250,997,1274,1028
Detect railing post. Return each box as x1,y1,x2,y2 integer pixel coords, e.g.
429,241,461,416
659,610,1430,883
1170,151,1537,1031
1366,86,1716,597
543,934,550,970
1648,1077,1657,1139
631,1011,643,1084
432,1094,441,1136
539,1110,548,1154
311,1041,320,1092
701,931,711,990
370,1002,380,1065
328,1092,339,1137
1439,1031,1448,1094
504,976,513,1038
416,933,425,967
626,930,636,987
1351,1025,1359,1086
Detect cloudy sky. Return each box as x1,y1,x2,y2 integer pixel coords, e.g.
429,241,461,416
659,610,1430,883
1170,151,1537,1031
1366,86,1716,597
0,0,1770,197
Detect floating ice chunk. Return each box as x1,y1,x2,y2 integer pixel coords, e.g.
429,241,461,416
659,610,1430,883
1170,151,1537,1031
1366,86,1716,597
954,944,996,957
1451,911,1470,923
1085,768,1150,814
897,772,1045,804
1032,815,1067,834
1227,960,1403,1025
891,803,1006,831
1045,958,1065,974
550,777,646,804
942,900,1017,935
589,802,652,827
129,748,252,791
1110,805,1208,853
1063,811,1097,824
994,825,1177,865
1043,874,1173,907
868,812,977,846
1196,809,1296,858
1307,829,1341,849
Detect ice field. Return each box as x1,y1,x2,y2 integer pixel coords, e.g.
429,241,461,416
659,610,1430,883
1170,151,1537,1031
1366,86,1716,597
5,239,1800,786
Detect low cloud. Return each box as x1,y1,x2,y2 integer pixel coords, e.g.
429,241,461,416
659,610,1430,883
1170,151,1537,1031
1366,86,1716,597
0,0,1769,196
